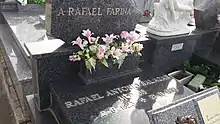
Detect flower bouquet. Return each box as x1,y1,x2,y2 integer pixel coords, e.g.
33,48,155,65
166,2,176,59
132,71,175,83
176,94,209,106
69,29,144,85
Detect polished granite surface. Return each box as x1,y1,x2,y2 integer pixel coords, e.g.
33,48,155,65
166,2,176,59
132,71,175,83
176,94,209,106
49,63,194,124
2,11,46,59
193,49,220,69
0,23,31,83
26,95,58,124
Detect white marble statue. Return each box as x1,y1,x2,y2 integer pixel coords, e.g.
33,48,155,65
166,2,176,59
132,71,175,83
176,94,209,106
147,0,194,36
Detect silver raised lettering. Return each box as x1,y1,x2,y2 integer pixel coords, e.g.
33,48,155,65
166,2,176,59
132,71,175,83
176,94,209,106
74,100,83,106
85,96,93,102
82,8,87,15
98,8,102,15
107,8,112,15
86,8,91,15
126,8,131,15
75,7,81,15
115,8,120,15
57,8,65,16
65,101,75,108
68,7,74,16
90,93,104,101
106,91,114,97
92,8,97,16
78,97,86,104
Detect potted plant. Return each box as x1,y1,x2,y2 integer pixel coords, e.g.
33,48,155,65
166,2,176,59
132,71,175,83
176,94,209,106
69,29,144,85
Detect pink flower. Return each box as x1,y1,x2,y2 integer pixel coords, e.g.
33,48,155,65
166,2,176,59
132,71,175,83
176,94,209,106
129,31,138,41
69,55,81,61
82,29,93,39
97,45,106,59
102,34,116,44
89,36,100,44
113,49,122,60
121,43,131,53
120,31,129,39
98,45,106,53
72,37,83,49
97,52,105,59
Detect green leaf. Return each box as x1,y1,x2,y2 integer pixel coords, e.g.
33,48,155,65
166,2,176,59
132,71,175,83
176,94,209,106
85,60,92,73
138,53,142,56
85,53,90,59
88,57,96,70
101,59,109,68
117,53,127,69
77,51,84,56
117,59,124,69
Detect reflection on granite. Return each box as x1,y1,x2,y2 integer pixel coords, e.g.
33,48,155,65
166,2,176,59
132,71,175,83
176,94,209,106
2,11,46,63
49,63,194,124
193,31,220,68
0,23,31,83
25,39,65,55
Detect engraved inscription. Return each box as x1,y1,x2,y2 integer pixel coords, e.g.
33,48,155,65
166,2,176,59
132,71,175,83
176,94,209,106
57,7,132,16
64,75,171,109
65,93,104,108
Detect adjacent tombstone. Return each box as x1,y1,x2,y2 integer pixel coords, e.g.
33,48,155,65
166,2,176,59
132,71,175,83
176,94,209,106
0,0,17,12
148,86,220,124
45,0,142,43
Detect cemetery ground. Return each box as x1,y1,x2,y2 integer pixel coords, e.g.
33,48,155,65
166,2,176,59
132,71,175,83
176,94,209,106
0,49,16,124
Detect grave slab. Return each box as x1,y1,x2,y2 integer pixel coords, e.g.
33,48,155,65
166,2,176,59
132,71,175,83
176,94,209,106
48,63,194,124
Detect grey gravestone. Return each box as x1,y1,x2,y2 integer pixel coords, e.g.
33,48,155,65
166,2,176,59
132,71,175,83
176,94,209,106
148,86,220,124
149,100,199,124
45,0,142,43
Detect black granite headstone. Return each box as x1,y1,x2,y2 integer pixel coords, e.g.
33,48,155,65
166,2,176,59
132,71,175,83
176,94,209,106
45,0,142,43
147,32,201,73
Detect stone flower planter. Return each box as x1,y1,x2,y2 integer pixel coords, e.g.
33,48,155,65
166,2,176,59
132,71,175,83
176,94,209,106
79,55,142,85
168,70,194,85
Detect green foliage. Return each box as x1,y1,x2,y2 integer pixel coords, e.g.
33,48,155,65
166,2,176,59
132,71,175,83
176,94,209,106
27,0,45,4
182,61,220,88
101,59,108,68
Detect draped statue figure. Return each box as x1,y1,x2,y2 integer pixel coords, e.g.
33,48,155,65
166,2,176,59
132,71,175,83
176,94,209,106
147,0,194,36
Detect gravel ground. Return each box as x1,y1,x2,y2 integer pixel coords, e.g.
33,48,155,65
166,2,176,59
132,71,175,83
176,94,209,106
0,49,16,124
0,79,16,124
